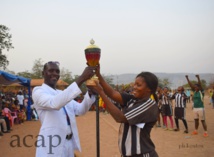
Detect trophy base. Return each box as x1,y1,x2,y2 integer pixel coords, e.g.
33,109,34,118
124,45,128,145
86,75,99,86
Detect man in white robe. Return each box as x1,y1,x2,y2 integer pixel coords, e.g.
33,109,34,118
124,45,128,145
32,61,96,157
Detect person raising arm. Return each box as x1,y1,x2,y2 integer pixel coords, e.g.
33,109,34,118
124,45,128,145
32,61,97,157
185,75,208,137
89,65,159,157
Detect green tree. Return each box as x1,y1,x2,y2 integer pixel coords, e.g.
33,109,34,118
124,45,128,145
158,78,171,87
72,75,87,93
17,70,32,78
60,67,73,84
0,25,14,69
162,78,171,87
5,69,15,75
183,81,197,88
183,79,207,89
102,74,114,86
158,77,164,87
201,79,207,89
31,58,44,79
208,78,214,89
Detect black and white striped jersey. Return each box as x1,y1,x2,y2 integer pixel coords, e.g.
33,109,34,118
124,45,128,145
118,92,158,156
160,93,172,105
171,92,187,108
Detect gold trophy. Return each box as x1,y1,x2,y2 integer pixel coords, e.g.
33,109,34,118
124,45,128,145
85,39,101,86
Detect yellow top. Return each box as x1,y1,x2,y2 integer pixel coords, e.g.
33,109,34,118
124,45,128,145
85,39,100,49
150,94,155,100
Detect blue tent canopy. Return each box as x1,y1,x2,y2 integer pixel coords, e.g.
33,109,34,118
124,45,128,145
0,70,30,86
0,70,32,120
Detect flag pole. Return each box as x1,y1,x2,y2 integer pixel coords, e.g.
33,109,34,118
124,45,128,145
96,94,100,157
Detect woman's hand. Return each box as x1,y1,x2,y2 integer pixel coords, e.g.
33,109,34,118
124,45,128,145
95,64,101,77
87,80,103,95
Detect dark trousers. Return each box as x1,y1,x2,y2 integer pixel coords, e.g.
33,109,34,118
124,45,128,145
4,116,11,130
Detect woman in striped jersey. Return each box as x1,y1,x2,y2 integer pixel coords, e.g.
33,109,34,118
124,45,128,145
91,67,159,157
159,87,174,131
170,86,188,133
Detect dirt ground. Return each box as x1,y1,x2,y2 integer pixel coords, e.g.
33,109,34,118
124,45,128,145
0,96,214,157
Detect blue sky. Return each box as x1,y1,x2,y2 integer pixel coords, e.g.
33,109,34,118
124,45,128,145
1,0,214,75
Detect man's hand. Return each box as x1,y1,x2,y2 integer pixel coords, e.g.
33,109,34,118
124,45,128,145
87,87,98,97
76,66,96,87
81,66,96,79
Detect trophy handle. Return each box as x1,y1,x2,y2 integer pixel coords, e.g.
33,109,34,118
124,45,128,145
86,75,99,86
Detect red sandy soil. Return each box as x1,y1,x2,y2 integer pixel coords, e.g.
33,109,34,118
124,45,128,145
0,96,214,157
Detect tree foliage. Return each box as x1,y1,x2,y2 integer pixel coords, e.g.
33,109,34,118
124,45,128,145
17,71,33,78
5,69,15,75
183,79,207,89
208,78,214,89
17,58,77,86
60,67,73,84
201,79,207,89
0,25,14,69
158,77,171,88
102,75,114,86
31,58,44,79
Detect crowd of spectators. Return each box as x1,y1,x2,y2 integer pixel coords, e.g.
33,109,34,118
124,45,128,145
0,90,37,138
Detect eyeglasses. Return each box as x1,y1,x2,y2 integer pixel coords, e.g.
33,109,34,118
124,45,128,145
43,61,60,70
45,61,60,66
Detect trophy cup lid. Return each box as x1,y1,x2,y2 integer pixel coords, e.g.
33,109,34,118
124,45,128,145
85,39,101,51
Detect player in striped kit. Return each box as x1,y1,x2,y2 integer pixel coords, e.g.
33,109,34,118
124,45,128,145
156,86,163,127
91,68,159,157
171,86,188,133
159,87,174,131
